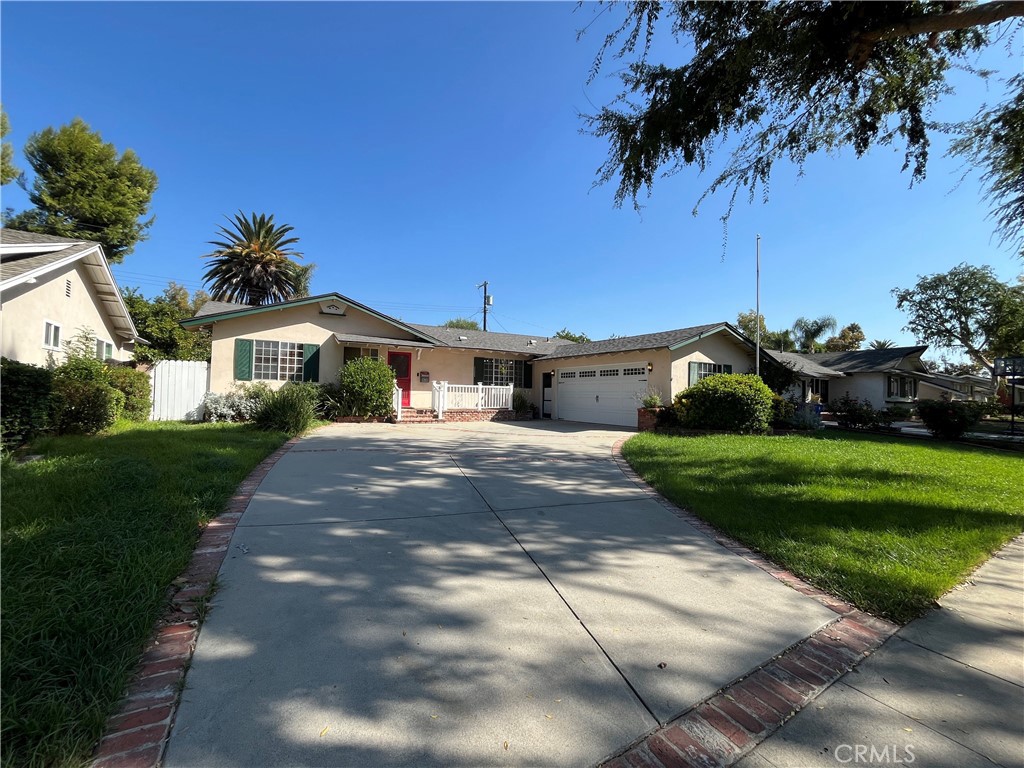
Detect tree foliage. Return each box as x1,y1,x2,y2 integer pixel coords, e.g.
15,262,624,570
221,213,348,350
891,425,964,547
950,74,1024,258
554,327,592,343
2,118,157,262
1,106,19,185
122,283,211,363
582,2,1023,255
793,315,838,352
443,317,481,330
202,212,304,305
893,263,1023,374
824,322,866,351
869,338,896,349
737,309,794,350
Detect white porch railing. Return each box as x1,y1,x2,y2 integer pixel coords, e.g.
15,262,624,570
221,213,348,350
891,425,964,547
393,384,403,421
431,381,513,419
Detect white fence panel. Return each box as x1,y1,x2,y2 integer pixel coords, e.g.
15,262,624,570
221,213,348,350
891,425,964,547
150,360,209,421
437,382,513,411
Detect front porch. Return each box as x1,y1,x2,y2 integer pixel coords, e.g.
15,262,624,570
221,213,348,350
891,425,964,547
392,381,528,423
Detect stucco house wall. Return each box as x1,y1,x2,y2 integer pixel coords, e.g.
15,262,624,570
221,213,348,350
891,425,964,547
1,260,131,366
669,334,756,394
207,303,539,410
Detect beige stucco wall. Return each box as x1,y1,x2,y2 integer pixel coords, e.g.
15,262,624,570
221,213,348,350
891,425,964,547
206,302,539,409
0,260,130,367
669,333,757,396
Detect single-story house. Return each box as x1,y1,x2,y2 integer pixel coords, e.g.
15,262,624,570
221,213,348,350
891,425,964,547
0,229,140,366
183,291,1008,427
181,293,763,427
766,346,1001,409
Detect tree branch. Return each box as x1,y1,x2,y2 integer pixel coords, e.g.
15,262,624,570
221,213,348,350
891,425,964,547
849,1,1024,66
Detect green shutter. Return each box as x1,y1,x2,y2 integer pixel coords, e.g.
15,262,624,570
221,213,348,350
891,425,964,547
303,344,320,382
522,361,533,389
724,364,733,374
474,357,486,385
688,361,699,386
234,339,253,381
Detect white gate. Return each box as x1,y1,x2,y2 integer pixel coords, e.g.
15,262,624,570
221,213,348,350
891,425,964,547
150,360,209,421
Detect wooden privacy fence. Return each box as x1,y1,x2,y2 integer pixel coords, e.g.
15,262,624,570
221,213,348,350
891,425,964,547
150,360,209,421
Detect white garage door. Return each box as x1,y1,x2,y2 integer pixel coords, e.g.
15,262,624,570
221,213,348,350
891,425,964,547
555,362,648,427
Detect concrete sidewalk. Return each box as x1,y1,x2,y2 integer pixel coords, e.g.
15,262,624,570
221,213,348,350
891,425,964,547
738,536,1024,768
161,421,835,767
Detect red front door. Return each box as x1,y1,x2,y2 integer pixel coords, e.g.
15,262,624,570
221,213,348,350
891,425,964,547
388,351,412,408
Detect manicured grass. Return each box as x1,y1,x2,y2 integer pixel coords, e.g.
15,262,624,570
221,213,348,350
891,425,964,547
1,421,289,768
622,431,1022,624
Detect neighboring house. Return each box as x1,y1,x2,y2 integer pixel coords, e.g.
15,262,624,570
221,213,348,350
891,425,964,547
182,294,760,427
0,229,140,366
766,346,1000,409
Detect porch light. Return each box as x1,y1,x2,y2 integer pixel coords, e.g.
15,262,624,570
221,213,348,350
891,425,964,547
647,362,653,373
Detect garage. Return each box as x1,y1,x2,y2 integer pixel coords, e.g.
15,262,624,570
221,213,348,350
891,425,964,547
555,362,648,427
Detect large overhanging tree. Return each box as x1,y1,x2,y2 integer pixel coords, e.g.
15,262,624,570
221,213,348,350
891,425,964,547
582,1,1024,256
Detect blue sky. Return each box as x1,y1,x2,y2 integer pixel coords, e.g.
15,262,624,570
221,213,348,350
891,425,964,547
2,2,1021,349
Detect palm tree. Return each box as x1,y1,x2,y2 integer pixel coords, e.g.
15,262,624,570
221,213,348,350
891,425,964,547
202,212,303,305
869,339,896,349
792,315,837,352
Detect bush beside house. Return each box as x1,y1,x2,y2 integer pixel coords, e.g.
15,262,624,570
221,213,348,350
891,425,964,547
916,399,991,440
673,373,774,434
1,358,54,448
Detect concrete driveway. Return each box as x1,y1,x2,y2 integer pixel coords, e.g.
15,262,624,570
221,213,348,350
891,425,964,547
164,421,835,767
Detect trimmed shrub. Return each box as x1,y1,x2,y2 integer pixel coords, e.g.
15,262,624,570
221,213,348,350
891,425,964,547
202,382,273,422
770,394,796,427
338,357,396,417
254,384,318,434
49,379,119,435
0,358,53,448
829,394,877,428
886,404,913,421
674,374,774,434
106,366,152,421
917,399,989,440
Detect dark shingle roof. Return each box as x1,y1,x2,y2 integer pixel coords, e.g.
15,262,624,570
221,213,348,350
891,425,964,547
0,229,88,245
764,350,845,378
534,322,727,361
800,346,928,373
0,242,97,282
194,299,251,317
408,325,569,355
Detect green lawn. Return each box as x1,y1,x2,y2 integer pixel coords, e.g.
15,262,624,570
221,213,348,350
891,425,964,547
1,421,289,768
622,431,1022,624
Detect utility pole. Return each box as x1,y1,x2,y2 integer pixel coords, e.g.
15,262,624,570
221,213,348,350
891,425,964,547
477,280,492,331
755,235,761,378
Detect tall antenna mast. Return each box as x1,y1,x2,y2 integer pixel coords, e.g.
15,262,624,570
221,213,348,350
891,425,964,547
476,280,491,331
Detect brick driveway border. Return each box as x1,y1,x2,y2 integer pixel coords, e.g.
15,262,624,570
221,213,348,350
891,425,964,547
605,437,900,768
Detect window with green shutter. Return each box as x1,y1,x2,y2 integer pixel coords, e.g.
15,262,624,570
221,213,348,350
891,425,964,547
234,339,253,381
302,344,320,382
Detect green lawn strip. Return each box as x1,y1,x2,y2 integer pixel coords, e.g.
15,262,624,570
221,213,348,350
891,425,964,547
621,431,1022,624
1,421,289,768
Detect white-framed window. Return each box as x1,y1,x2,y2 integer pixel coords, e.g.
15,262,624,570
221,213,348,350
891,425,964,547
481,358,525,387
43,320,62,350
579,370,596,378
623,366,646,377
254,340,304,381
95,338,114,360
560,370,576,379
599,368,619,377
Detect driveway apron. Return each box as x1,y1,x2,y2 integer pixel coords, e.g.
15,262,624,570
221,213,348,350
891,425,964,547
164,422,835,767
